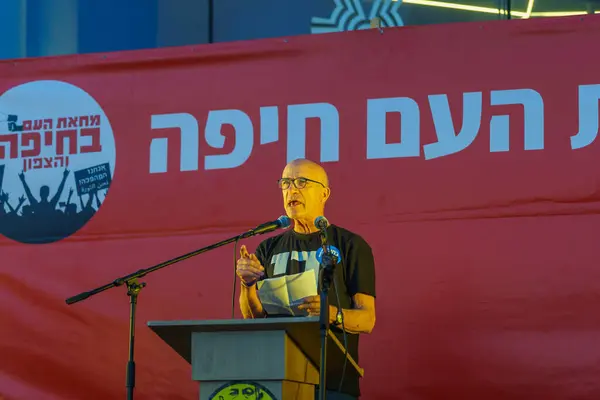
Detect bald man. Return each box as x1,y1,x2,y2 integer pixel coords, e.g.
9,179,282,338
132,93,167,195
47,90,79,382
236,159,376,399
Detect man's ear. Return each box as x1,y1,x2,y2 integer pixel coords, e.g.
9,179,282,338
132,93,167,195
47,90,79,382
322,187,331,203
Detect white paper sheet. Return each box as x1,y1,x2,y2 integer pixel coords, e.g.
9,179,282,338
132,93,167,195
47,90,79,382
257,269,318,316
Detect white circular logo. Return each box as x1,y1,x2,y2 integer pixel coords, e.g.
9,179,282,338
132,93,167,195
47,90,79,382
0,80,116,244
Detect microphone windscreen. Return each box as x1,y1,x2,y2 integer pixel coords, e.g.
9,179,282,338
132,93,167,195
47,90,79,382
314,216,329,230
277,215,292,228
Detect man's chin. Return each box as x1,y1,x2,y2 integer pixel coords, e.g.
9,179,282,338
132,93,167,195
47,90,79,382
285,208,303,219
286,210,299,218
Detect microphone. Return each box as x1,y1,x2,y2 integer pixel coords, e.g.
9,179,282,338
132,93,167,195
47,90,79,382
240,215,291,239
314,215,329,232
314,216,332,258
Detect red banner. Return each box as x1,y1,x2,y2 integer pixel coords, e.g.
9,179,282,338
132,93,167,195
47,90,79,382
1,14,600,400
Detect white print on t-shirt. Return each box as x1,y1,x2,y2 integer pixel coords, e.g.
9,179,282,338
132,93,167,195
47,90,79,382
270,250,320,287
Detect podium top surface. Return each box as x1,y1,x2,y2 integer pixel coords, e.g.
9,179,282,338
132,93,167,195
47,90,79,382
148,317,321,364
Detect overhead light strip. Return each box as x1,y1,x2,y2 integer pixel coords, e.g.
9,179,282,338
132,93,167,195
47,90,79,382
524,0,535,18
400,0,527,16
397,0,600,18
530,11,598,16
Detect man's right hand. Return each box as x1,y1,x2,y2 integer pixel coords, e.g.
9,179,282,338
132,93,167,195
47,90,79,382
236,245,265,287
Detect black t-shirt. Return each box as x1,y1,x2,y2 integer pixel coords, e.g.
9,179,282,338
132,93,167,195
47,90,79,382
255,224,376,397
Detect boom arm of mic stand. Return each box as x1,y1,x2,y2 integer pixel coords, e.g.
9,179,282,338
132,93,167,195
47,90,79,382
64,231,258,400
65,233,246,305
328,331,364,376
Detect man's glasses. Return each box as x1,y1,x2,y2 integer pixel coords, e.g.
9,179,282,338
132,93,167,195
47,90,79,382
277,177,326,190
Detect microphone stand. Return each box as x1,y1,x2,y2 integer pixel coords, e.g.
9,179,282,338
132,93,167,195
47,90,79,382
64,225,280,400
317,229,337,400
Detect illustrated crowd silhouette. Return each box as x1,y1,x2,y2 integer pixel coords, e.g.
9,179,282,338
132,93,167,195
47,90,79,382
0,167,108,244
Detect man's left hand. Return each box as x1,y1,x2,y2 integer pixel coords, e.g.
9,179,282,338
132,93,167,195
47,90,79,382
298,295,335,319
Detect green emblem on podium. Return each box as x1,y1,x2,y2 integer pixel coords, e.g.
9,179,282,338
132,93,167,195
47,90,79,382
208,381,278,400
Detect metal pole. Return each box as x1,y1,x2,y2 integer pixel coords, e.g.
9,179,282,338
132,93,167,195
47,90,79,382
208,0,214,43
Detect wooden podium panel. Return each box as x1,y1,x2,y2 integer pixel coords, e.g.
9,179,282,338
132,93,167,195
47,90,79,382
148,317,362,400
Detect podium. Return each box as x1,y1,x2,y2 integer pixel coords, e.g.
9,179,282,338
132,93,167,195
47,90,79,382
147,316,363,400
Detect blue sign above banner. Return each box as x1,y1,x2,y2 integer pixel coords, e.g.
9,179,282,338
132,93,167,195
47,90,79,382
310,0,404,34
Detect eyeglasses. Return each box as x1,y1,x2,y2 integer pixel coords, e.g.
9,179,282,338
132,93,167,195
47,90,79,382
277,177,326,190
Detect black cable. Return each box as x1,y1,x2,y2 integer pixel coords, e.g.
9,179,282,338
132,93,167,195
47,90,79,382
231,236,240,318
332,273,348,393
208,0,214,43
